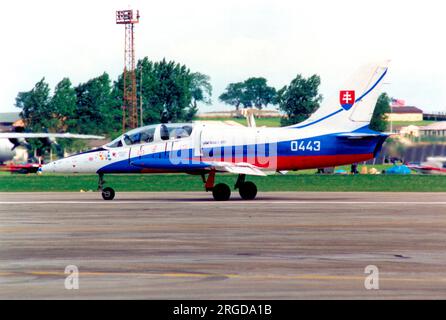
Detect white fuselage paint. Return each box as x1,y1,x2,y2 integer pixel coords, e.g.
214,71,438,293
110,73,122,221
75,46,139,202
41,122,379,174
41,124,300,173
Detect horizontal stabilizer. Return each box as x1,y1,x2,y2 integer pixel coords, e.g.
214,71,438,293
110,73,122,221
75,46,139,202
336,132,386,140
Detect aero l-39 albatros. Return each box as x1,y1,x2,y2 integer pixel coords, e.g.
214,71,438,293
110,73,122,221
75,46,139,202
42,62,390,201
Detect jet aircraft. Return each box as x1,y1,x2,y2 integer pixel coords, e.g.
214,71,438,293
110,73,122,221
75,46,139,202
42,62,390,201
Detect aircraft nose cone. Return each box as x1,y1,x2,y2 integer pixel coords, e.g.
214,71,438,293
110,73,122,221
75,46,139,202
40,149,103,174
41,159,67,173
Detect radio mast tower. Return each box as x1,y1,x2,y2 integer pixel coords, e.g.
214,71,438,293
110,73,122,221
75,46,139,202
116,9,140,132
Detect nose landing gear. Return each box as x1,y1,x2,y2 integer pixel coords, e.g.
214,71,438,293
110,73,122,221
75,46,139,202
98,173,115,201
102,187,115,201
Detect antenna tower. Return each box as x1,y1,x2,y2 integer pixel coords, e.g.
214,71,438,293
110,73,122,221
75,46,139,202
116,9,140,131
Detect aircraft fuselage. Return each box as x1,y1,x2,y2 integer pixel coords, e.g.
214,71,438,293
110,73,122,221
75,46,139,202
42,123,387,174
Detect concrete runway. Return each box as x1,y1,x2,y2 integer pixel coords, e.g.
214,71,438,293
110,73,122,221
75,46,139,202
1,191,446,299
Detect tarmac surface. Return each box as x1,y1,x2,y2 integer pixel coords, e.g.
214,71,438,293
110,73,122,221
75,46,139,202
1,191,446,299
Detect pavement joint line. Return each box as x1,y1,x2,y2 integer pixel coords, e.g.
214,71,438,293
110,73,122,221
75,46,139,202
1,271,445,283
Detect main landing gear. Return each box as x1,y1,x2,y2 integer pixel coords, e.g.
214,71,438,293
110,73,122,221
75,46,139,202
98,173,115,201
202,171,258,201
212,183,231,201
235,174,257,200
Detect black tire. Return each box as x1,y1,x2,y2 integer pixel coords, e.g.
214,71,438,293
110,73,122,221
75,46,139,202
212,183,231,201
102,187,115,201
239,181,257,200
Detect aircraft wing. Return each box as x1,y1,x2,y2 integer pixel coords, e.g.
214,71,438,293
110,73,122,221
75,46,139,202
206,161,267,176
0,132,105,140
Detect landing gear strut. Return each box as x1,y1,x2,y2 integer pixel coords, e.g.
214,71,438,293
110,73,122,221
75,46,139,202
98,173,115,201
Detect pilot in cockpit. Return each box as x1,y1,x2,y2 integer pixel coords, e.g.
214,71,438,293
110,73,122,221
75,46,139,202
171,127,189,139
141,130,154,143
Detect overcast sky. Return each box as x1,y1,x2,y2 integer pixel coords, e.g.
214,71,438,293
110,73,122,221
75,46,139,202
2,0,446,113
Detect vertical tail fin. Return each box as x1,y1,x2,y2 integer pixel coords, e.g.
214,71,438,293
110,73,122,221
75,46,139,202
290,61,389,131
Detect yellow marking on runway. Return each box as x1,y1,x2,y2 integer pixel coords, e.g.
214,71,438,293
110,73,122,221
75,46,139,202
2,270,445,284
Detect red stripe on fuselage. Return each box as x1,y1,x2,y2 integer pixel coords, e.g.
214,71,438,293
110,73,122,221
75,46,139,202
277,153,374,170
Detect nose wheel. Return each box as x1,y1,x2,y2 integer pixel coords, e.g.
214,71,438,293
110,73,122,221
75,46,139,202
102,187,115,201
98,173,115,201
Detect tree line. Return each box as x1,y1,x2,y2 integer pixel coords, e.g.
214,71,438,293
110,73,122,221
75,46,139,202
16,58,212,140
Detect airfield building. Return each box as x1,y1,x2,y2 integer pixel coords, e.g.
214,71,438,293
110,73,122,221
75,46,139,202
0,112,22,132
386,106,424,122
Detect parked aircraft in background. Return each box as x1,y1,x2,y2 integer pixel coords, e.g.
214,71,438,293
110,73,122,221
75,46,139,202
0,133,105,172
42,62,390,201
408,157,446,175
0,163,40,174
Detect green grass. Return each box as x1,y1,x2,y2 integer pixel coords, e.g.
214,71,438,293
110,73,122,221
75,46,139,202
290,164,392,175
387,120,435,127
1,173,445,192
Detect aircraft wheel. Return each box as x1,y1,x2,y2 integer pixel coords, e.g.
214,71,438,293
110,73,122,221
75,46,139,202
102,187,115,201
239,181,257,200
212,183,231,201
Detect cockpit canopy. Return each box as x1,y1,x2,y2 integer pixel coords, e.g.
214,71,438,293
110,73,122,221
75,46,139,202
106,123,194,148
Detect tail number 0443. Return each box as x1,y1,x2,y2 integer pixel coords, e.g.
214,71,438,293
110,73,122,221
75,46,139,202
290,140,321,152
